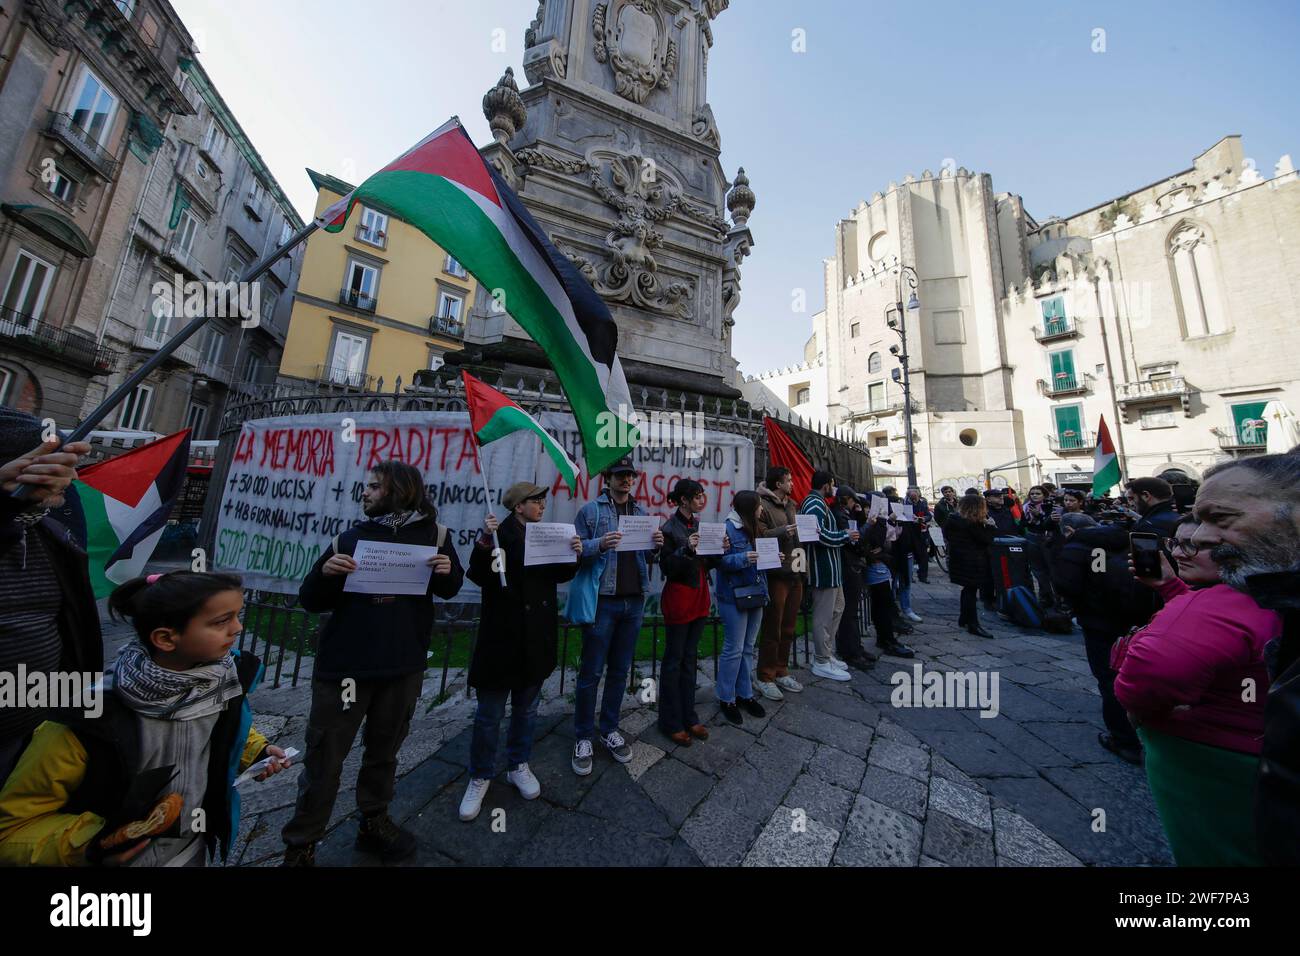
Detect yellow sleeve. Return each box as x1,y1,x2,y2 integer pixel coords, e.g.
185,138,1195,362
239,726,270,773
0,722,105,867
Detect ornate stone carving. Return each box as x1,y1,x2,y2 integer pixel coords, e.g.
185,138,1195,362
692,104,720,148
524,0,545,48
24,0,74,49
592,1,677,104
516,148,590,175
482,68,527,145
727,167,754,226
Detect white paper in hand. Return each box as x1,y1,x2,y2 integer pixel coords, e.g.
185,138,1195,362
343,540,437,595
615,514,657,551
233,747,300,788
524,522,578,566
795,514,821,542
755,537,782,570
695,522,726,555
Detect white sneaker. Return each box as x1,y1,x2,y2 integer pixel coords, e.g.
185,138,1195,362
812,661,852,682
774,675,804,693
459,777,490,821
904,610,923,624
828,655,851,672
755,679,785,701
506,763,541,800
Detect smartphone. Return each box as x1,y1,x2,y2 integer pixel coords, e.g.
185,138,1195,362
1130,532,1163,578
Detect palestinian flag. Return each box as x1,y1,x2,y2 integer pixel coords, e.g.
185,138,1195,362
463,371,578,491
1093,415,1122,497
75,431,191,598
317,117,638,474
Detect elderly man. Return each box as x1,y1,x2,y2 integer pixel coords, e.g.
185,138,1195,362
1192,454,1300,865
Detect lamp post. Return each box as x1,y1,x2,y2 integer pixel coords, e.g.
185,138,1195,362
886,263,921,487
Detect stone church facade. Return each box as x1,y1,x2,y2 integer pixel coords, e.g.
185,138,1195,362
753,136,1300,494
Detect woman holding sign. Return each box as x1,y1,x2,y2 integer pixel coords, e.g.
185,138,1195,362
657,479,722,746
459,483,581,821
714,491,774,726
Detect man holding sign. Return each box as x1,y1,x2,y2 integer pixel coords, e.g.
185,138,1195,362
800,470,859,682
459,483,580,821
283,461,464,866
570,456,664,775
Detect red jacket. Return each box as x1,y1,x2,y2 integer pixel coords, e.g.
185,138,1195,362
1111,579,1280,755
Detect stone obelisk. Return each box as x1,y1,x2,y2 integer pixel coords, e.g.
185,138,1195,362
458,0,753,399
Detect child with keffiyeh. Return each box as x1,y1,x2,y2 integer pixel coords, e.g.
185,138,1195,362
0,571,288,866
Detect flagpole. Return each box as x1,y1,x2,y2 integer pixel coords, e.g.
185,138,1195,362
9,219,322,501
473,438,508,588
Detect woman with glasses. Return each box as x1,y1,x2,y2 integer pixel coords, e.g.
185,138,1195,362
1112,516,1282,865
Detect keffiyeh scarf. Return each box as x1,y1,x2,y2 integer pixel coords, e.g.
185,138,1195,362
108,641,242,720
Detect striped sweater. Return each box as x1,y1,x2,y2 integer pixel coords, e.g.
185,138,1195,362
799,493,849,588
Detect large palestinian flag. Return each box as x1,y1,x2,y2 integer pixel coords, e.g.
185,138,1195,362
763,416,814,504
1092,415,1122,497
317,117,638,474
75,431,190,597
463,370,578,491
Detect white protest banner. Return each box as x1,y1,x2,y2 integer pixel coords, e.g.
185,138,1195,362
214,411,753,602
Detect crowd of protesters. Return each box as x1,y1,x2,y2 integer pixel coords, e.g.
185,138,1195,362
0,397,1297,868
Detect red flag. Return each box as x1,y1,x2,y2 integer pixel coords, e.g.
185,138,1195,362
763,417,813,504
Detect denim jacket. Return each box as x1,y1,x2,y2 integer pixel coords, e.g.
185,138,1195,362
575,491,659,596
714,514,769,605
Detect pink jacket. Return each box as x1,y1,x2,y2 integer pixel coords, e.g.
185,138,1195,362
1111,579,1280,755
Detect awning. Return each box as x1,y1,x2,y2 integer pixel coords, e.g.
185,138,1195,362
1263,400,1300,454
1,203,95,258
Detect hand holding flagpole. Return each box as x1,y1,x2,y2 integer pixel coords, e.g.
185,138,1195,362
472,439,508,588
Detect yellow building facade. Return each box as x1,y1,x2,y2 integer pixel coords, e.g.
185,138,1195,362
279,169,475,389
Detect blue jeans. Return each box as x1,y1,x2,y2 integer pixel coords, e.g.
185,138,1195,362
574,595,644,740
716,599,762,704
469,684,542,779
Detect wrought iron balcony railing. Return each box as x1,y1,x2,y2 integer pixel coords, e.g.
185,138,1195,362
1032,317,1078,342
0,306,119,374
1048,430,1097,454
1037,371,1093,397
339,288,377,312
45,111,118,178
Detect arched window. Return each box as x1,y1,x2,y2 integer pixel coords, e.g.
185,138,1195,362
1168,223,1228,337
795,387,810,405
868,351,882,373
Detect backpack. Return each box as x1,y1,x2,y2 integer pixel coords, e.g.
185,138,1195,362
1004,585,1043,629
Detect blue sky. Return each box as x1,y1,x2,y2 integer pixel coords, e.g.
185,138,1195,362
172,0,1300,377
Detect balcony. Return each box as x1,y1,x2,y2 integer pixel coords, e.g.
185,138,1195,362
338,288,377,313
194,351,232,387
1117,375,1192,416
429,314,464,338
315,364,375,390
45,111,118,179
244,192,268,222
355,223,387,249
1214,427,1268,453
133,326,201,367
160,237,203,278
1033,317,1079,343
0,307,118,374
1048,430,1097,454
1037,371,1094,398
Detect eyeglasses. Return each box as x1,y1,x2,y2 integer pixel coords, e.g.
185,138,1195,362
1169,538,1199,556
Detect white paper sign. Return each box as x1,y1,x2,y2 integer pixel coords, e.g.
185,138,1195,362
847,519,859,533
524,522,578,566
343,540,438,595
868,495,889,519
795,514,821,542
891,502,916,522
615,514,658,551
695,522,726,556
755,536,782,570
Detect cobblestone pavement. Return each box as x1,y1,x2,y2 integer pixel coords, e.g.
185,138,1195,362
214,575,1172,868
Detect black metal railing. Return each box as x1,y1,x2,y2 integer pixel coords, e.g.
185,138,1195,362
236,590,876,695
45,111,118,178
338,288,376,312
429,314,464,338
1048,430,1097,453
313,363,375,390
1037,372,1092,397
1033,317,1077,342
0,306,119,374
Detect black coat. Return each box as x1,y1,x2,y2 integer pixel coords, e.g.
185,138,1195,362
299,511,464,680
1258,616,1300,865
466,515,577,692
987,507,1020,537
0,495,102,674
944,515,995,587
658,510,720,587
1051,525,1140,636
1134,499,1180,538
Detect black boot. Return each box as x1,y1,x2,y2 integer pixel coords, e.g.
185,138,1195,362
355,813,416,862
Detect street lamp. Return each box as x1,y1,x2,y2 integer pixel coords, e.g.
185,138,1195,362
886,263,921,486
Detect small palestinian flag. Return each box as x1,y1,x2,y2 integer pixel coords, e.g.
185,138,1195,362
463,371,578,491
1093,415,1122,497
316,117,638,475
75,431,191,598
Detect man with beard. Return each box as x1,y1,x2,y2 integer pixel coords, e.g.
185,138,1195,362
1191,454,1300,865
282,460,464,866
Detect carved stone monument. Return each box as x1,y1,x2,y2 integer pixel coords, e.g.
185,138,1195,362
460,0,752,398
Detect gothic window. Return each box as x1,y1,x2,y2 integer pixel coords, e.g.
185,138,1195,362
1167,223,1228,338
868,351,882,373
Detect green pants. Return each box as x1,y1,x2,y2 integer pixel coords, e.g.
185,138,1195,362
1138,726,1263,866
